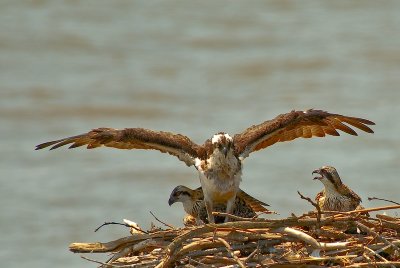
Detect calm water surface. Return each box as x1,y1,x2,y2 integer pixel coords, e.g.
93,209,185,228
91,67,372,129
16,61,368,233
1,1,399,267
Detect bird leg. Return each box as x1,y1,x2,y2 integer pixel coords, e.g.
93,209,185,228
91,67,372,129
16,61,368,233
205,199,215,224
224,197,236,223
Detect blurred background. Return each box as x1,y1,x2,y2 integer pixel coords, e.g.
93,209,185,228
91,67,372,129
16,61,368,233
1,1,399,267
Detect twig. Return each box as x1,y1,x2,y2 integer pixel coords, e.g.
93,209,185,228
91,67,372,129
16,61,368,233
157,215,360,267
363,246,390,263
186,240,276,259
95,221,148,234
273,227,350,250
368,197,400,206
81,255,110,266
81,255,142,267
356,221,400,252
212,212,262,222
95,221,131,232
333,205,400,217
187,257,206,266
106,239,161,265
216,237,246,268
245,241,260,263
346,262,400,267
69,229,179,253
376,214,400,222
150,211,175,229
297,191,322,225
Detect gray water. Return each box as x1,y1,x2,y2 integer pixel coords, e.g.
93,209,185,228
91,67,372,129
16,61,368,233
1,1,399,267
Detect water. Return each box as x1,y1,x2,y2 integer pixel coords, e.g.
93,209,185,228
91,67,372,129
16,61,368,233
1,1,399,267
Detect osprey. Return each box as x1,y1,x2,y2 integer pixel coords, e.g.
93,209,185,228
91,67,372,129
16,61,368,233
313,166,366,212
36,109,374,223
168,185,273,225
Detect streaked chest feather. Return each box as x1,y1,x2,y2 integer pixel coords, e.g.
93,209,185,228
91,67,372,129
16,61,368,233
198,170,242,197
206,153,241,179
195,154,242,195
183,200,203,217
318,193,358,211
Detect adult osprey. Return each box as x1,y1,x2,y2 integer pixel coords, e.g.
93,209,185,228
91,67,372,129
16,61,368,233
36,109,374,223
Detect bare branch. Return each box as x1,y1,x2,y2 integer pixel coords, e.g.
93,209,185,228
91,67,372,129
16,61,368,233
368,197,400,206
297,191,322,226
150,211,176,230
216,237,246,268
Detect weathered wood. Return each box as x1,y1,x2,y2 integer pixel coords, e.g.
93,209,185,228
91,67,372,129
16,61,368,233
69,205,400,267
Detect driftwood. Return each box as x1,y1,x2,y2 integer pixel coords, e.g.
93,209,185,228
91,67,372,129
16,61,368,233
69,203,400,268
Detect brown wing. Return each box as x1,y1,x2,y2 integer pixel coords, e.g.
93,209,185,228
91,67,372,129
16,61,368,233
340,185,369,216
192,187,205,200
237,189,273,214
35,127,201,166
340,184,362,205
233,109,375,158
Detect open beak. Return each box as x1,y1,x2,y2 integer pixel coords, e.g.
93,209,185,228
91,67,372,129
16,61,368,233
312,169,322,180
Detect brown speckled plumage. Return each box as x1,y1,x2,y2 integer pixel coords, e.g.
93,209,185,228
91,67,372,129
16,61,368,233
313,166,366,213
168,185,273,225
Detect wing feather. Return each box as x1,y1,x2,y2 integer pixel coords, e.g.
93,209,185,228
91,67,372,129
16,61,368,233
234,109,375,158
302,126,313,138
339,117,374,133
328,118,358,135
311,125,326,137
36,127,200,166
237,189,272,214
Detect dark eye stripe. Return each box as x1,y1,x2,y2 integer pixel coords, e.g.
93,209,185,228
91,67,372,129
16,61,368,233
323,170,334,183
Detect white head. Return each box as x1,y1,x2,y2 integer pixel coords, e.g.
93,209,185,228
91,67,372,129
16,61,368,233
211,133,234,158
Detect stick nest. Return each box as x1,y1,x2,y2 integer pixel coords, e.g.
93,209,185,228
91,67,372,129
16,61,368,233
70,204,400,268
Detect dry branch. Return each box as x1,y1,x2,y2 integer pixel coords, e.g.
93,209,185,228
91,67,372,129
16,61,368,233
68,204,400,268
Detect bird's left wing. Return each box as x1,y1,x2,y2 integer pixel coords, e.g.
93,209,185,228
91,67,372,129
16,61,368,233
233,109,375,159
35,127,201,166
237,189,273,213
342,185,362,204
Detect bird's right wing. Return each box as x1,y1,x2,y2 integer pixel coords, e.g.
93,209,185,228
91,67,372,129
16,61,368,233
36,127,201,166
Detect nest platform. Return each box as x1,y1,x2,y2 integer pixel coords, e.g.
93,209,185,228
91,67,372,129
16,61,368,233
70,204,400,268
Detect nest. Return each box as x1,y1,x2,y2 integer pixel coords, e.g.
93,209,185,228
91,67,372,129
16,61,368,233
70,201,400,268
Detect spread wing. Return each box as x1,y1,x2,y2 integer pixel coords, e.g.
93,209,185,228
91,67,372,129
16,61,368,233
35,127,201,166
233,109,375,159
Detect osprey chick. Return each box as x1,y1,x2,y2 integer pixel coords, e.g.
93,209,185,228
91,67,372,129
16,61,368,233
168,185,273,225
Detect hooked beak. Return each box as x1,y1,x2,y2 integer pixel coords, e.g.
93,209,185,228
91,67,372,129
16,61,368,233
168,196,176,206
312,169,322,180
221,146,228,157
